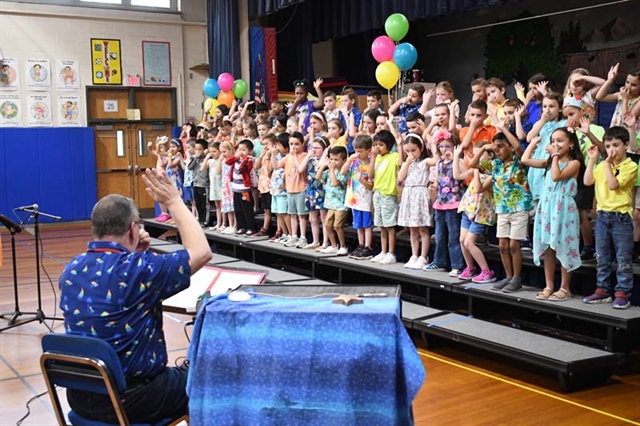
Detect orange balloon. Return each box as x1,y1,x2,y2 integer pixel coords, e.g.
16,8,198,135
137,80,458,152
217,90,235,108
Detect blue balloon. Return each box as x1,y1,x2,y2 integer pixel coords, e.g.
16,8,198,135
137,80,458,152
203,78,220,98
393,43,418,72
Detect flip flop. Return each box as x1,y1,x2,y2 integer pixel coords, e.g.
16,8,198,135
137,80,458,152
548,288,572,302
536,287,553,300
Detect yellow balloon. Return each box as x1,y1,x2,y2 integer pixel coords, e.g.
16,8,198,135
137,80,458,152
376,61,400,90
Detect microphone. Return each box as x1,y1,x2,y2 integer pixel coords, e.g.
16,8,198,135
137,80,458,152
14,204,38,212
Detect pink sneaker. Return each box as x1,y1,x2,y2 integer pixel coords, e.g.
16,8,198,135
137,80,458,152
155,213,170,222
471,269,496,284
458,267,477,280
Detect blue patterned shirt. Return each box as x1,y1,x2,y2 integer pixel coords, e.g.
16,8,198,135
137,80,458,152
59,241,192,380
322,169,348,211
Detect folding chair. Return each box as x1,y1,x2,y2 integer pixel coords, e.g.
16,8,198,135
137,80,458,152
40,333,182,426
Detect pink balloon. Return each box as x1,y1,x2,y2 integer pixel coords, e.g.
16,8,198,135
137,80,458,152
218,73,235,92
371,36,396,63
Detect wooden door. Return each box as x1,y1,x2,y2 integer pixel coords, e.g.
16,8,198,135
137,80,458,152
94,123,134,202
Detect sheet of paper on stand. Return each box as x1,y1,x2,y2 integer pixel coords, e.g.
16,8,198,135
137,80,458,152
162,266,266,313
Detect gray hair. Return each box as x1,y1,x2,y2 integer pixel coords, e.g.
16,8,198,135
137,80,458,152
91,194,138,239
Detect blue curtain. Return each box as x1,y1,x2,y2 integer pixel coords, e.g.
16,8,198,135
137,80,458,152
207,0,241,78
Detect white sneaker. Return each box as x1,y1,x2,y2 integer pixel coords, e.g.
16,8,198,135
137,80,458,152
320,246,339,254
296,237,308,249
407,256,428,270
218,225,226,232
448,268,461,277
371,252,387,262
379,253,397,265
284,236,299,247
276,234,289,244
223,227,236,235
315,244,328,252
336,247,349,256
404,255,418,268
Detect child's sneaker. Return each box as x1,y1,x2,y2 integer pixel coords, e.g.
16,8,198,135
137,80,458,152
520,237,532,251
379,253,397,265
407,256,428,270
276,234,289,244
336,247,349,256
457,267,477,280
404,255,418,268
612,292,631,309
371,252,387,263
244,230,255,237
255,228,269,237
423,262,445,272
320,246,339,254
471,269,496,284
491,277,512,291
315,244,328,252
284,236,299,247
349,244,364,258
235,228,246,235
303,242,321,250
502,277,523,293
155,213,170,222
296,237,308,249
580,246,595,262
448,268,461,277
583,288,612,304
356,247,374,260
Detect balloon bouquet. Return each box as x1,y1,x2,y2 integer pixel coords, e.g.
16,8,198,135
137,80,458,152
202,73,249,118
371,13,418,102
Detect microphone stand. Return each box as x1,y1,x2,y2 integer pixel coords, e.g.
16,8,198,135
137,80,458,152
0,215,39,331
0,207,64,332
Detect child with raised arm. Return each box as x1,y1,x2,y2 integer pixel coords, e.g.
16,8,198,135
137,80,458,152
484,78,508,125
203,142,222,230
526,92,567,203
317,146,349,255
254,133,276,236
225,139,255,236
183,139,197,217
298,136,329,249
459,100,497,161
188,139,211,227
597,64,640,136
564,68,605,122
518,73,548,126
149,137,171,222
339,89,362,154
583,127,637,309
389,83,424,134
421,81,460,123
454,141,497,282
288,78,324,135
269,133,291,242
278,132,309,248
370,130,400,265
523,128,584,301
217,141,236,234
341,135,375,260
398,134,438,269
423,131,465,275
472,131,533,292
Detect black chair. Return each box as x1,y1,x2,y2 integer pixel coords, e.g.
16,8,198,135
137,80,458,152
40,333,181,426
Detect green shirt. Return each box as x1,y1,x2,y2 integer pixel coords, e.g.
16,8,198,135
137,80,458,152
373,152,399,196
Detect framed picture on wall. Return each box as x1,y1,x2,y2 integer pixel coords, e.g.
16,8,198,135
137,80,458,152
90,39,122,85
142,41,171,86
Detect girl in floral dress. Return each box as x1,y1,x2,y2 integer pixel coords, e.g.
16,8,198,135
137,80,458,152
523,127,584,301
217,141,236,234
299,136,329,249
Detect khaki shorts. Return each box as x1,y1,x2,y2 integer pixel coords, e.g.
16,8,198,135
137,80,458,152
496,210,529,240
373,191,398,228
326,210,348,228
635,188,640,210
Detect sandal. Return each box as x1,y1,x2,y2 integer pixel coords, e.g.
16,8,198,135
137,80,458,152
548,288,572,302
536,287,553,300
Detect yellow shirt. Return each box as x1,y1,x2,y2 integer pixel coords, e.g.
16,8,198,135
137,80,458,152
331,136,347,148
593,157,637,216
373,152,399,196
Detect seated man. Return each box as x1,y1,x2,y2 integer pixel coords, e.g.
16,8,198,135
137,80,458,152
58,168,212,424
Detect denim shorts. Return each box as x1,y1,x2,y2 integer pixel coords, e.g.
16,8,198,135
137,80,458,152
287,192,308,216
461,212,487,236
182,186,194,203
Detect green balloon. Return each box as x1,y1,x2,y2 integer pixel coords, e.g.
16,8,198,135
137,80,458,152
385,13,409,41
232,79,248,99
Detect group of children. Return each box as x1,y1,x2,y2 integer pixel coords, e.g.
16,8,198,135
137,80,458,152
152,63,640,310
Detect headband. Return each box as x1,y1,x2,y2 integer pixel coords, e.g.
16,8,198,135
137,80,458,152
434,130,452,145
310,111,326,123
404,133,423,143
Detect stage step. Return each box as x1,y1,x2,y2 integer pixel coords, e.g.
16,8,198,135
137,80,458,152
401,301,445,329
413,313,624,391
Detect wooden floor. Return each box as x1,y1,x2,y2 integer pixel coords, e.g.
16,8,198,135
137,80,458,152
1,222,639,425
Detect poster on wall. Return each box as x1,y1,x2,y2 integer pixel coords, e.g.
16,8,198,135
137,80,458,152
27,94,52,127
56,59,80,91
142,41,171,86
58,95,82,127
90,38,122,85
25,59,51,91
0,94,22,126
0,58,20,90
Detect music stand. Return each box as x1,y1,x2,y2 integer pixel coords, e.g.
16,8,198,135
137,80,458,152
0,207,63,332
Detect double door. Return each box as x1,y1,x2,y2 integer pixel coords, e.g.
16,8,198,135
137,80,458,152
94,122,172,211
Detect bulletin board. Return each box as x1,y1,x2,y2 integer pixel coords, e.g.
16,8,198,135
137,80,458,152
142,41,171,86
90,38,122,85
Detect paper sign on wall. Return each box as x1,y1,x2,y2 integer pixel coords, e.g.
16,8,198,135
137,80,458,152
0,94,22,126
56,60,80,91
58,95,82,127
0,58,20,90
104,99,118,112
27,94,52,127
90,38,122,85
25,59,51,91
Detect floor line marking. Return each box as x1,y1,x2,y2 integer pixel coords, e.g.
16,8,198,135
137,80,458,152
418,349,640,425
0,353,55,416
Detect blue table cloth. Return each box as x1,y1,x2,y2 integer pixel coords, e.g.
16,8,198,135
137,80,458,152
187,293,425,426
